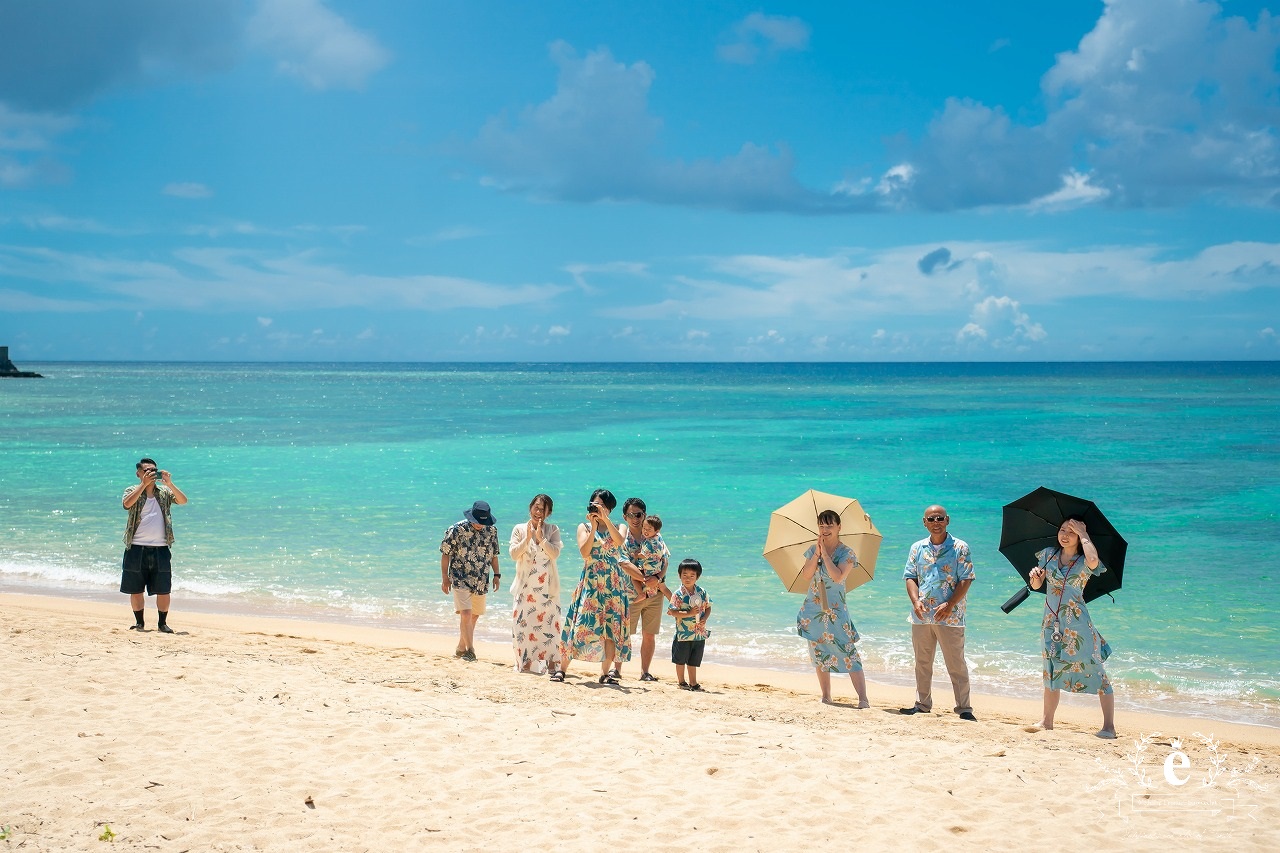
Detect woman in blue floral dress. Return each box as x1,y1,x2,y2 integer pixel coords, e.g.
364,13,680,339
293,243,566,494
796,510,870,707
1028,518,1116,738
560,489,644,684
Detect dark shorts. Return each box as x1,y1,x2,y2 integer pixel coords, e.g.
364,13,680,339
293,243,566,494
120,545,172,595
671,639,706,667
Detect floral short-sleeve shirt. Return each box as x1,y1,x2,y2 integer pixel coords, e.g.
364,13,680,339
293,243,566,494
441,521,499,596
670,584,711,641
622,528,670,579
903,534,974,627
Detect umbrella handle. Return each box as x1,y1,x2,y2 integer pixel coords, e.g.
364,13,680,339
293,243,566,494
1000,585,1032,614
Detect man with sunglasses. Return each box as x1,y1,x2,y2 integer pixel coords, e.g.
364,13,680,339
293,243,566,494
120,457,188,633
900,505,976,721
614,496,668,682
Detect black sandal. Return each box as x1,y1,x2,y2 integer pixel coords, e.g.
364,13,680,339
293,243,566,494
549,670,565,682
599,672,619,685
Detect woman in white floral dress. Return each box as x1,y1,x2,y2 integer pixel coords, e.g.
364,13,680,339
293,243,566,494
509,494,565,679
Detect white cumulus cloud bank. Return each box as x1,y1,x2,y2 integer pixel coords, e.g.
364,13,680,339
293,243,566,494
865,0,1280,210
472,1,1280,213
470,42,874,213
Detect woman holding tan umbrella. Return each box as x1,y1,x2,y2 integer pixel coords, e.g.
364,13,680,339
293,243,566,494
796,509,870,707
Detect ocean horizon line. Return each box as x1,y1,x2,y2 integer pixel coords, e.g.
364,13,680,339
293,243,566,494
16,358,1280,367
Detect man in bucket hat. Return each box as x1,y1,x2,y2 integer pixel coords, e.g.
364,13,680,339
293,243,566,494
441,500,500,661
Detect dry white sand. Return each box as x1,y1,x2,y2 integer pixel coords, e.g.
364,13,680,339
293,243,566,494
1,593,1276,851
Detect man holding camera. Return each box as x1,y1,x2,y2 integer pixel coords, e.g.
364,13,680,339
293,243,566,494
121,457,188,633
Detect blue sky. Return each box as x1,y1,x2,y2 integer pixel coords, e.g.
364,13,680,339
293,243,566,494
2,0,1279,361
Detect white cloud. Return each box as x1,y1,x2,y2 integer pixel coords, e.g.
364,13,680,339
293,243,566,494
0,104,77,152
0,288,101,312
471,42,868,213
548,325,570,337
0,104,77,187
247,0,390,90
257,316,273,327
717,13,811,65
601,238,1280,332
836,0,1280,211
183,221,365,239
414,226,487,244
0,1,240,111
1027,170,1111,211
564,260,648,294
957,295,1046,349
163,182,213,199
746,329,785,345
685,329,709,340
0,245,568,312
19,214,137,235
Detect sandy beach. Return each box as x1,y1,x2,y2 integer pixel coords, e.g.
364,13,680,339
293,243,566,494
1,592,1275,852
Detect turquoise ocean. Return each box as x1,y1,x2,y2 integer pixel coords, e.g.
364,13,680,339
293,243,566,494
2,362,1277,726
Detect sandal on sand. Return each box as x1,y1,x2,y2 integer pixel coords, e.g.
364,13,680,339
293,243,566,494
678,681,690,690
549,671,565,682
599,672,619,685
639,672,658,682
687,683,704,692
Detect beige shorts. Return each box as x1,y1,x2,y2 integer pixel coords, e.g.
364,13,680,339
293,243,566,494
452,588,487,615
628,591,663,635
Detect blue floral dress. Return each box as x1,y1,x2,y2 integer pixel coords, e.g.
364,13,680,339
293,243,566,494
561,528,632,663
1037,547,1113,695
796,543,863,673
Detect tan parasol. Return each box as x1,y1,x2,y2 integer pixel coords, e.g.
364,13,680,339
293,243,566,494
763,489,881,593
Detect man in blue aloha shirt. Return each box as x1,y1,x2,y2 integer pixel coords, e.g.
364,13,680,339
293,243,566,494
900,504,976,721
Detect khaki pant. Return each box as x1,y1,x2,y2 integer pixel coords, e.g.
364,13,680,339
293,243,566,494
911,623,972,714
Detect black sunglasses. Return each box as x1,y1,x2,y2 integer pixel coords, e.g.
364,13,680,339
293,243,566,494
924,515,947,523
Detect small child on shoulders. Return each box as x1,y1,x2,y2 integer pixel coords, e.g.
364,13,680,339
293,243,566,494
635,514,672,601
667,558,712,691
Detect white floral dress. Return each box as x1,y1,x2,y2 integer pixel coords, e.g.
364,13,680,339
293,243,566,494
509,523,564,673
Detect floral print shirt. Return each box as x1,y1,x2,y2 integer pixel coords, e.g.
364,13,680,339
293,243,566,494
903,534,974,627
622,528,669,577
440,521,499,596
670,584,711,641
122,484,177,546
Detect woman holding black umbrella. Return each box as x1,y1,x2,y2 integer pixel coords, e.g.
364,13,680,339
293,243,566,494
1028,518,1116,739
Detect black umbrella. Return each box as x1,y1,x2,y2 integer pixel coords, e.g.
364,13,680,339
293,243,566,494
998,486,1127,613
